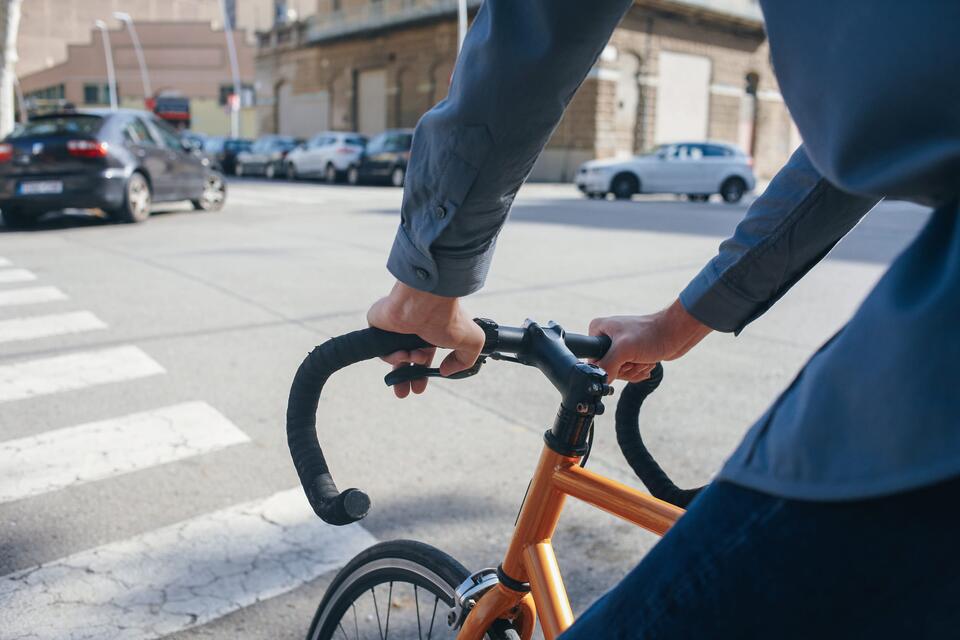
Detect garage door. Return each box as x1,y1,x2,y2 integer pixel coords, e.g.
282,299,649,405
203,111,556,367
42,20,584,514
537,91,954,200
277,84,330,138
654,51,711,144
357,69,387,135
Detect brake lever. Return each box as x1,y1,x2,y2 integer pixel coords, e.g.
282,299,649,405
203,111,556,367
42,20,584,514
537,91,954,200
384,356,486,387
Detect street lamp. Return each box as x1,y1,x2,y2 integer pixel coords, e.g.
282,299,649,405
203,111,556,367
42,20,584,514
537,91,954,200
217,0,242,137
113,12,152,105
93,20,118,110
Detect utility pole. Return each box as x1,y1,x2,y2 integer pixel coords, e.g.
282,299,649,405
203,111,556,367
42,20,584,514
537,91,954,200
218,0,242,137
114,12,152,105
94,20,118,110
0,0,23,136
457,0,467,52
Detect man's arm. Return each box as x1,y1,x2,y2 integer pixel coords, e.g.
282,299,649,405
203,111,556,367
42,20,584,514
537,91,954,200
593,147,880,380
387,0,634,297
679,146,879,334
370,0,634,396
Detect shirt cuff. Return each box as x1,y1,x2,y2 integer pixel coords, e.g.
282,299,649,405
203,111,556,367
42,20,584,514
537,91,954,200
387,224,496,297
679,264,759,334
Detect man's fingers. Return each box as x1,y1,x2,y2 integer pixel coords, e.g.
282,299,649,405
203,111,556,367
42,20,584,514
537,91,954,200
621,363,655,383
381,347,435,367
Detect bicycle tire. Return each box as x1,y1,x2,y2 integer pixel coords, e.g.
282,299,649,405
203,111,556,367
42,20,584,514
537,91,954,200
307,540,520,640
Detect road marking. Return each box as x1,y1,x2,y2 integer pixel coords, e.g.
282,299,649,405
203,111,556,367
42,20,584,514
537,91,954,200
0,346,165,403
0,310,107,344
0,286,69,307
0,268,37,284
0,488,377,640
0,402,250,504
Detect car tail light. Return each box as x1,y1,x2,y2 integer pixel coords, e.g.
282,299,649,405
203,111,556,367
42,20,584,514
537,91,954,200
67,140,109,158
746,156,754,168
0,143,11,162
335,147,355,154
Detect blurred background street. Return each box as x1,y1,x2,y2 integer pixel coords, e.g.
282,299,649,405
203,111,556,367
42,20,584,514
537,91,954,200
0,177,930,637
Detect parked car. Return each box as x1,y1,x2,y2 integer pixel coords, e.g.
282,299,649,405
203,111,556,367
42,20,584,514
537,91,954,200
284,131,367,182
203,136,253,175
575,142,755,203
235,135,301,179
0,109,226,228
346,129,413,187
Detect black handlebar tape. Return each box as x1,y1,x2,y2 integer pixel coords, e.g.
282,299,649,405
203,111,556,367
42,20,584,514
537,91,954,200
564,333,611,360
286,327,429,525
614,364,705,508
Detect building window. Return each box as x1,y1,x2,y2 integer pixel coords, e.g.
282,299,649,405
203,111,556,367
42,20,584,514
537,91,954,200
218,84,255,107
83,83,113,105
25,84,65,102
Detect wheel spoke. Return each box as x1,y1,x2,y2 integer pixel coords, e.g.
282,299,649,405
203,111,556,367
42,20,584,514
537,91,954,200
337,621,349,640
383,581,393,639
414,585,423,640
371,587,384,640
352,603,359,640
427,595,439,640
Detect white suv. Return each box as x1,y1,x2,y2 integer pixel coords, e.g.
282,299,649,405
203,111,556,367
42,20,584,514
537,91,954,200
285,132,367,182
575,142,756,203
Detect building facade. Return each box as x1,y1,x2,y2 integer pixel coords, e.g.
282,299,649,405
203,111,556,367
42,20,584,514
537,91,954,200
257,0,799,180
18,22,260,137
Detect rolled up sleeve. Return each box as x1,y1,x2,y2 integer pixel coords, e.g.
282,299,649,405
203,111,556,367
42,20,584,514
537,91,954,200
387,0,633,297
679,146,880,334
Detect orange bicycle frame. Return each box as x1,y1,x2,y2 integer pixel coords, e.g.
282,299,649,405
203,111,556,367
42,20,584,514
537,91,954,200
458,445,685,640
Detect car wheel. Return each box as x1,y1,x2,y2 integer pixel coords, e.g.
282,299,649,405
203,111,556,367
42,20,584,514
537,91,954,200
265,162,276,179
347,166,360,186
192,173,227,212
235,163,244,177
286,162,298,181
325,163,338,184
687,194,709,202
611,173,639,200
390,166,405,187
111,172,152,223
2,207,38,229
720,177,746,204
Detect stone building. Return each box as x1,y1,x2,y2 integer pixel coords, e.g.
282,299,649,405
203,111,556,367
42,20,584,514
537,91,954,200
257,0,801,180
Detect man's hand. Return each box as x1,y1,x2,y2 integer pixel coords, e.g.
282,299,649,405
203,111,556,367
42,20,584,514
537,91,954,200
589,299,712,383
367,281,486,398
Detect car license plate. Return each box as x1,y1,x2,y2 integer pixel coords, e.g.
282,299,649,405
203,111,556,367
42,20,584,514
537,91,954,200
18,180,63,195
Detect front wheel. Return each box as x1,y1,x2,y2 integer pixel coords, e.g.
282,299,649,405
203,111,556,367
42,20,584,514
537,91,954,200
192,173,226,211
720,177,746,203
611,173,639,200
307,540,518,640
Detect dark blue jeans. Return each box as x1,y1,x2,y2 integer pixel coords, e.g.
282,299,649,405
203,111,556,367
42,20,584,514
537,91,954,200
561,477,960,639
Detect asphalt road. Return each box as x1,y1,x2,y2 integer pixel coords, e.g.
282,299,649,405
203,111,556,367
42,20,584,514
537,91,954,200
0,179,931,639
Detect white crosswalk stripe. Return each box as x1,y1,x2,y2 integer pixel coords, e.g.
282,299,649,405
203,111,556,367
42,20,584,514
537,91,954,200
0,346,165,403
0,402,250,504
0,268,37,284
0,488,376,640
0,286,69,307
0,310,107,344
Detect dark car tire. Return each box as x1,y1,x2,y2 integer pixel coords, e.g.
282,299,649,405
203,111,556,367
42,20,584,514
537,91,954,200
192,173,227,212
347,165,360,186
687,194,710,202
390,166,406,187
111,172,152,224
324,163,338,184
611,173,639,200
720,177,747,204
2,207,39,229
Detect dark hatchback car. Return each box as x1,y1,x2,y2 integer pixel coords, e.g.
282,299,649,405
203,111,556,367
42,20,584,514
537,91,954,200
235,135,301,179
203,137,252,175
0,109,226,228
346,129,413,187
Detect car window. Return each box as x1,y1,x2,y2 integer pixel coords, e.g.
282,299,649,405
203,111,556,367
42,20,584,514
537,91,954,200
125,118,158,147
688,145,704,160
702,144,732,157
10,115,103,138
149,118,185,152
344,136,367,147
365,134,386,154
384,133,413,152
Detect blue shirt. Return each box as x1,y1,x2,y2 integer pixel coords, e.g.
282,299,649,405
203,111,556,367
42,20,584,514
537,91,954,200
387,0,960,500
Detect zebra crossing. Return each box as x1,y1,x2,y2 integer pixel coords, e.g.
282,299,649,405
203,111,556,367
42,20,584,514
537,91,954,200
0,256,370,639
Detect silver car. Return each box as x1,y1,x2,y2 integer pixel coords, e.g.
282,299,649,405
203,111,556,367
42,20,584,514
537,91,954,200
284,132,367,183
576,142,756,203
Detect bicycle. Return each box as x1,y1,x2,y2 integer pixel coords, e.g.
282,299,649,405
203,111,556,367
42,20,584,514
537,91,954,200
287,318,705,639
